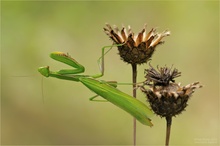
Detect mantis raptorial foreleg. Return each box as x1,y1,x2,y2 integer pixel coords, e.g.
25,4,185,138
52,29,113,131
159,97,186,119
38,44,154,126
38,44,115,81
39,44,117,101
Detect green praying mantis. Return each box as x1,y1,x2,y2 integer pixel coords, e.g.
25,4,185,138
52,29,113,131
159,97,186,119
38,44,153,126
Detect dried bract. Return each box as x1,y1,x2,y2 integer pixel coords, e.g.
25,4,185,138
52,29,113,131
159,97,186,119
104,24,170,64
140,65,202,117
145,64,181,86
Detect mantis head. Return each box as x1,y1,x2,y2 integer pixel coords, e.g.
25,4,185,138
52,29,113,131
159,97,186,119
38,66,50,77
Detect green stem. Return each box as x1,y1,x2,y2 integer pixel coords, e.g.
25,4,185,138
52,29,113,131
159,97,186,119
165,116,172,146
132,64,137,146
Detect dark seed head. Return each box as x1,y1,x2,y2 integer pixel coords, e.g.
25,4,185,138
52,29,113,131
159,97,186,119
104,24,170,65
140,65,202,117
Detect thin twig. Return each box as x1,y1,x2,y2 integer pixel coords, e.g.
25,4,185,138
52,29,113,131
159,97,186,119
165,116,172,146
132,64,137,146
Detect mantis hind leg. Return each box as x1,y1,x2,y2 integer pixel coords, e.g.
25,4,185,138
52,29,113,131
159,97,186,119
89,94,108,102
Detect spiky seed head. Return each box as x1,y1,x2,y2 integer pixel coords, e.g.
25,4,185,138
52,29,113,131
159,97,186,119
140,65,202,117
104,23,170,65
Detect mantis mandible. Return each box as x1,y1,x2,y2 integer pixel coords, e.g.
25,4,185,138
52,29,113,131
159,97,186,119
38,44,153,126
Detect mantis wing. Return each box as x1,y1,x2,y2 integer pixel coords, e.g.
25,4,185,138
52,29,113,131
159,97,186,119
79,78,153,126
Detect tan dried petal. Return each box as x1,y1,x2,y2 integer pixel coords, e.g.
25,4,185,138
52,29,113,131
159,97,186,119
121,27,127,42
150,30,170,48
136,28,145,46
144,28,156,42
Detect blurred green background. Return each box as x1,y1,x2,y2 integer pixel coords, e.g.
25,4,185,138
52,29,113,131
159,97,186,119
1,1,219,146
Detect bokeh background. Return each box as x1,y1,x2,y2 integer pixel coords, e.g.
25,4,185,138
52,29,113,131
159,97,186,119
1,1,219,146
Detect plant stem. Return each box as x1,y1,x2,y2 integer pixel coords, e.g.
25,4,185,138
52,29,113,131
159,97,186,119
165,116,172,146
131,64,137,146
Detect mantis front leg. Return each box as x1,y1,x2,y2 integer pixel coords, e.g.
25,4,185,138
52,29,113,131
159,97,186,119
38,44,121,81
38,44,121,101
38,52,87,81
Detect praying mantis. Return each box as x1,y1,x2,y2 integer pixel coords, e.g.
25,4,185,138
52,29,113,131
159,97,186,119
38,44,153,126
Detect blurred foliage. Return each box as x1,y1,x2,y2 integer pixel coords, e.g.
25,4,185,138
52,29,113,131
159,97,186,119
1,1,219,145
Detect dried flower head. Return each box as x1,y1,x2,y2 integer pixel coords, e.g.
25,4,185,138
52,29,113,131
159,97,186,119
145,64,181,86
140,65,202,117
104,23,170,64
